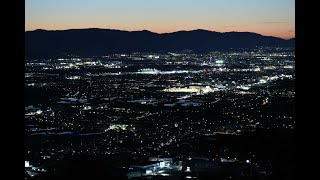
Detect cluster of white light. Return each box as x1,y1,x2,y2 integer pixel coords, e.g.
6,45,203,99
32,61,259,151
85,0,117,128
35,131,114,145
137,68,160,74
105,124,128,132
284,65,294,69
164,86,215,94
253,67,261,72
66,76,81,80
136,69,198,75
25,161,30,167
83,106,91,110
215,60,224,64
259,79,267,84
236,86,250,90
36,110,43,114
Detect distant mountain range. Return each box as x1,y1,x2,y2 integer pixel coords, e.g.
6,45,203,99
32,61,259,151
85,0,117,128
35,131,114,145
25,28,295,58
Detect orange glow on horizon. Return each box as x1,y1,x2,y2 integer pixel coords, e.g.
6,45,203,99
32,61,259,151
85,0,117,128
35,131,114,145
25,26,295,40
25,21,295,40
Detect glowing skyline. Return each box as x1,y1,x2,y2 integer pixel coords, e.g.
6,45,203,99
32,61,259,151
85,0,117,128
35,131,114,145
25,0,295,39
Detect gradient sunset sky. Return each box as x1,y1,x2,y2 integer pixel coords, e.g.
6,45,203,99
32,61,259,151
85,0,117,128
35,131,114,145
25,0,295,39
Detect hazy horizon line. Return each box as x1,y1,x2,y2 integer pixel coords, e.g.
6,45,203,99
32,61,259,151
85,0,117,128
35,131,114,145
25,27,295,40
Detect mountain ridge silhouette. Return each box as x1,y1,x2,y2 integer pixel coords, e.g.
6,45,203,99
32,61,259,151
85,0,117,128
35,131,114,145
25,28,294,58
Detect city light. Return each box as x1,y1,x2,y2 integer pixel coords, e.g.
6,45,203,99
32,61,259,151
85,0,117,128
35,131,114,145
25,46,295,179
